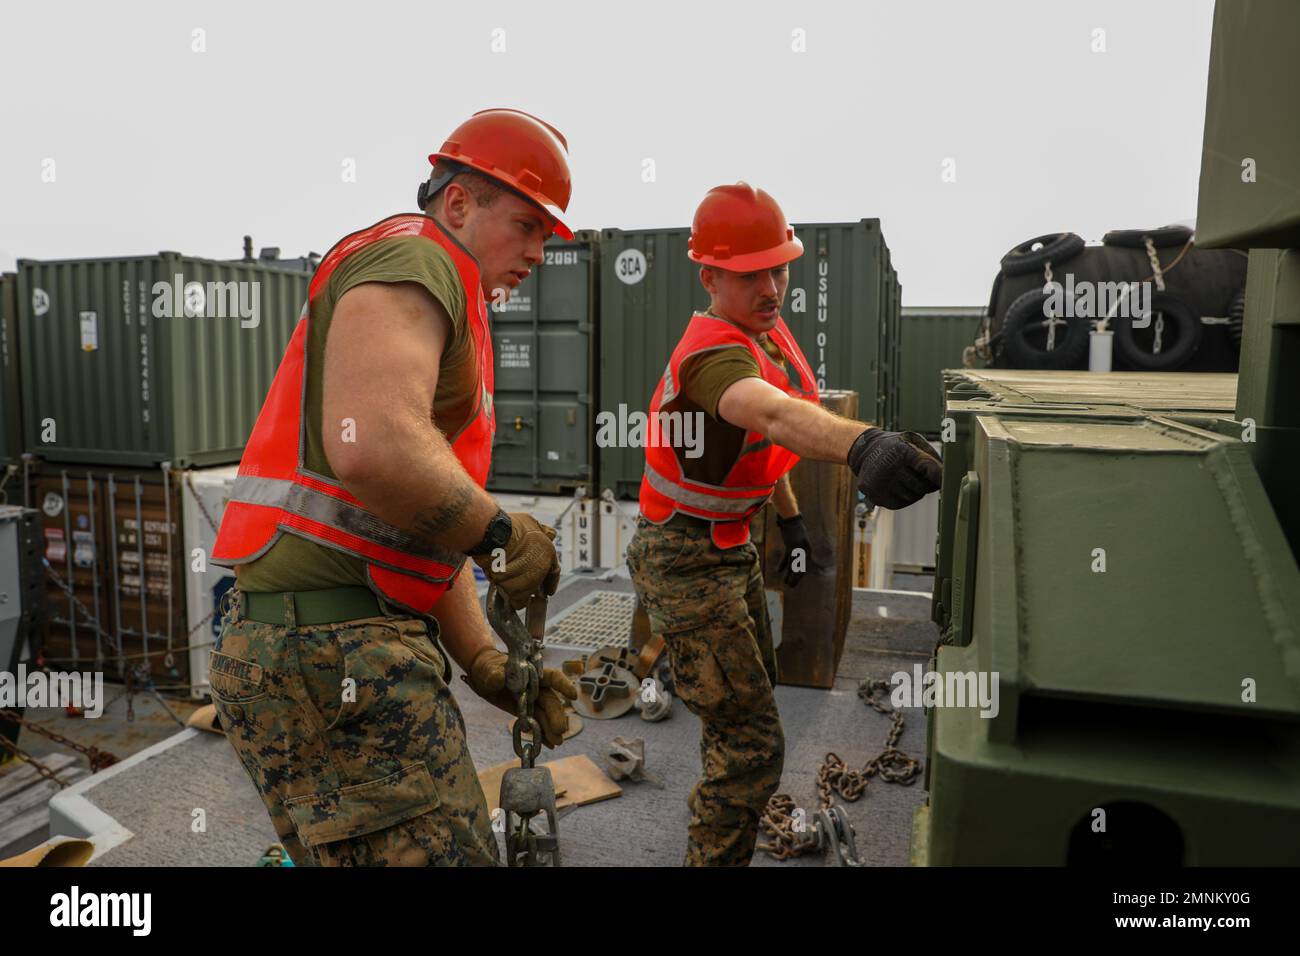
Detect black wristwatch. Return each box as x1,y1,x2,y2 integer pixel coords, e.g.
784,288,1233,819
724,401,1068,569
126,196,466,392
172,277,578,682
467,509,512,557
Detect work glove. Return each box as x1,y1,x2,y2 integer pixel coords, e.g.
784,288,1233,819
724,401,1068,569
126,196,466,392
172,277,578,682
471,512,561,610
847,428,942,510
462,646,578,748
776,513,814,588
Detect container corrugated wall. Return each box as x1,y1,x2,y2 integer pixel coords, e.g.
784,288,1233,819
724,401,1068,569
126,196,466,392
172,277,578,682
598,220,899,499
897,307,985,436
486,232,598,495
17,254,309,467
1,273,22,466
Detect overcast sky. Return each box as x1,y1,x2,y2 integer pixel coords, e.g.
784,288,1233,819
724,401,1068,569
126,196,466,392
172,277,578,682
0,0,1216,305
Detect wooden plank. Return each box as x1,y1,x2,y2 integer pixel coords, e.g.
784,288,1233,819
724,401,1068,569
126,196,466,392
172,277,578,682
0,753,79,802
478,754,621,811
0,767,87,846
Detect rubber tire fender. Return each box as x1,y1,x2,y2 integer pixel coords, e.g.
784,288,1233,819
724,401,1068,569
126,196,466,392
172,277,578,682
1000,232,1086,277
999,288,1090,369
1115,292,1202,371
1102,225,1194,249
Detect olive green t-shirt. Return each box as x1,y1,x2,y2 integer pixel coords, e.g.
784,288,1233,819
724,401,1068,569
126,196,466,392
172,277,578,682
668,326,787,487
236,232,473,591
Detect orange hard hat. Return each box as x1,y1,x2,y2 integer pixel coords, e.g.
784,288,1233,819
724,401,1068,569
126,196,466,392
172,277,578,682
424,108,573,240
687,183,803,271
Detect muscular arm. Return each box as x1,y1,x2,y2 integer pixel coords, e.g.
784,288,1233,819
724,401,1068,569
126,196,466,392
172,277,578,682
716,376,870,464
321,281,498,552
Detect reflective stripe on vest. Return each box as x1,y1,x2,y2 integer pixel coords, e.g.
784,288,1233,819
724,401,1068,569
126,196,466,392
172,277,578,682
641,465,773,515
224,474,464,578
638,312,820,548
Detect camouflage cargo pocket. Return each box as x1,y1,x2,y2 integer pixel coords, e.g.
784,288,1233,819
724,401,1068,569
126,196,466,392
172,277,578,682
661,629,730,714
283,762,442,856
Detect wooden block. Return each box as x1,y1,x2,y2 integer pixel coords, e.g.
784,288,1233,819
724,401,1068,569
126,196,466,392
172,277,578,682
478,754,621,810
762,389,859,688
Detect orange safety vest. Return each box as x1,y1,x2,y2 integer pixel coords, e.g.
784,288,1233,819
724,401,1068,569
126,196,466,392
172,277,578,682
211,214,496,614
639,312,819,549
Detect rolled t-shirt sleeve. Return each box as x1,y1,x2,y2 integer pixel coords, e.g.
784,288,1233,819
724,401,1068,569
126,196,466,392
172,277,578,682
679,347,763,421
326,235,469,362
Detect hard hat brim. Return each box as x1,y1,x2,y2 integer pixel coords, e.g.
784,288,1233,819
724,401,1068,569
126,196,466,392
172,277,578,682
688,236,804,272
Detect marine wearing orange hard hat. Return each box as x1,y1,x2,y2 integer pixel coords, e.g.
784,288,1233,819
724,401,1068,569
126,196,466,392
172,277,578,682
627,182,942,866
209,108,579,867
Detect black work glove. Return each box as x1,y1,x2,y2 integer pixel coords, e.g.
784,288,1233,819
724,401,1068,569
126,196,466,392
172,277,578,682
776,513,814,587
847,428,942,510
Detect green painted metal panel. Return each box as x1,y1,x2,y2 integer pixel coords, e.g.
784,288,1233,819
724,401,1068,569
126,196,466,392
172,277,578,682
897,307,985,435
0,274,23,468
1196,0,1300,249
17,253,309,468
597,220,899,499
920,367,1300,864
486,232,598,495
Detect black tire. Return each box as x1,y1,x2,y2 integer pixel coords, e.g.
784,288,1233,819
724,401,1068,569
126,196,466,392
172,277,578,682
1228,288,1246,350
1115,292,1202,370
1102,225,1193,249
999,288,1090,369
1000,232,1086,277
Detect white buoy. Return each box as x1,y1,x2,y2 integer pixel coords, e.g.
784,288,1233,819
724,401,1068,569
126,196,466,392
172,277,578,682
1089,328,1114,372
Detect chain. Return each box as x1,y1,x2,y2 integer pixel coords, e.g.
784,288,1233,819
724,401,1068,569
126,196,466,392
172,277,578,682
183,471,222,534
0,735,74,787
757,677,921,861
1142,237,1168,355
1144,237,1167,293
44,563,120,654
0,708,119,773
1038,259,1068,352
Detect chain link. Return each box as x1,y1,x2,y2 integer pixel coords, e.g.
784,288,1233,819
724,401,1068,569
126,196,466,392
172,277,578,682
1039,259,1067,352
0,735,74,787
0,708,119,773
1143,237,1168,355
757,677,921,861
183,471,222,535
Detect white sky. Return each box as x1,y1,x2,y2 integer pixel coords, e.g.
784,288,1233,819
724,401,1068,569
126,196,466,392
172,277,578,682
0,0,1216,305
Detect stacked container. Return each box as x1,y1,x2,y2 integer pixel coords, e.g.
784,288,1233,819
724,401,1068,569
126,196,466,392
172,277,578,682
597,219,901,500
486,232,599,496
15,249,311,696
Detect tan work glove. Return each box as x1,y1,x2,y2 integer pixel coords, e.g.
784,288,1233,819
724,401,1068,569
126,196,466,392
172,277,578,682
463,646,577,748
471,513,561,610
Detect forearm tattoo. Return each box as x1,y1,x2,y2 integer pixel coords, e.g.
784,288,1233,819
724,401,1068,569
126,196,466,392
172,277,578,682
411,482,475,543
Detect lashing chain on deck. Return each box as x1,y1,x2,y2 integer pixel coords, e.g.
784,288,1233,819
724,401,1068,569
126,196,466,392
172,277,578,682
757,678,921,864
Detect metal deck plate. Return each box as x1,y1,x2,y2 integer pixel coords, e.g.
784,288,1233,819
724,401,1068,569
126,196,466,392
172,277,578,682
543,590,636,652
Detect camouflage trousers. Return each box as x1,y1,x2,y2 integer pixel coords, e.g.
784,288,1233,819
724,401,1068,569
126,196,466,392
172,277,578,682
208,590,500,867
626,516,784,867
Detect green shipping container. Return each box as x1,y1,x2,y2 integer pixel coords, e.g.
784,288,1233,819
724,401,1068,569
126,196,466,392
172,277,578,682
486,232,598,495
598,220,900,499
897,307,985,435
1,273,23,468
18,253,310,468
